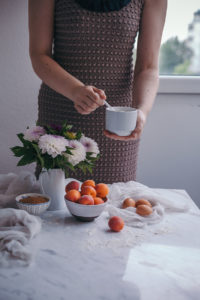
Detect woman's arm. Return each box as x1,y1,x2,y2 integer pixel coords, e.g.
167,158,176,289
28,0,106,114
104,0,167,140
133,0,167,115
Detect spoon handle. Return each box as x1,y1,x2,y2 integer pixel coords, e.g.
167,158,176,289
104,100,115,110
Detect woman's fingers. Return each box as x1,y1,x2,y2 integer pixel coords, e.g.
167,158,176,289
73,85,107,114
84,96,98,109
85,86,105,107
103,130,137,141
74,104,91,115
92,87,106,100
129,123,143,139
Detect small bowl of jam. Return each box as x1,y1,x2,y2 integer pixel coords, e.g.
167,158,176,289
16,193,51,215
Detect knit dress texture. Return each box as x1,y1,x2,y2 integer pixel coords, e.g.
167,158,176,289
36,0,144,183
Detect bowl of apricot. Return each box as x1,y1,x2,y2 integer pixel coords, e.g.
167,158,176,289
64,180,109,222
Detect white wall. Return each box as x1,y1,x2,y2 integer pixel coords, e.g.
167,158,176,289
0,0,200,207
0,0,40,174
137,93,200,207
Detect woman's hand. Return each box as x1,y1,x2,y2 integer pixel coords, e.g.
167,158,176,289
72,85,106,115
103,109,147,141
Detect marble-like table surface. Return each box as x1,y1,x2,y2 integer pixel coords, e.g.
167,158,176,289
0,189,200,300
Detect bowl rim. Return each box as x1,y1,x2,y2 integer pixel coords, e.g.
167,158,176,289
16,193,51,206
65,196,108,207
106,106,137,113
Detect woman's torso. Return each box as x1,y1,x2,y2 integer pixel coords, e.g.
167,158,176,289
39,0,144,109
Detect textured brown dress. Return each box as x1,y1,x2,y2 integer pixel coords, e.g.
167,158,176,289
36,0,144,183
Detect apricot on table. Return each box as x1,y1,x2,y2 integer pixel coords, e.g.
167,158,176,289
136,204,153,216
65,189,81,202
81,186,97,198
122,198,136,209
135,199,152,207
108,216,124,232
93,197,104,205
65,180,80,192
81,180,96,190
95,183,109,198
78,195,94,205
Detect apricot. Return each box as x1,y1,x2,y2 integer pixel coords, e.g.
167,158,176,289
65,180,80,192
122,198,136,209
81,186,97,198
78,195,94,205
95,183,109,198
108,216,124,232
136,199,152,207
136,204,153,216
81,180,95,190
93,197,104,205
65,189,81,202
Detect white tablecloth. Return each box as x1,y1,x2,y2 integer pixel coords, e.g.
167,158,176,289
0,186,200,300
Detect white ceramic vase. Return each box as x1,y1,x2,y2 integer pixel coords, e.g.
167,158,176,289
39,168,66,211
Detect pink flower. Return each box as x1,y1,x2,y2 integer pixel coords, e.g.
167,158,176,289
80,136,99,157
24,126,46,142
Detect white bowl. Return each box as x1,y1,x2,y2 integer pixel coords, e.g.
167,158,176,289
16,193,51,216
65,197,108,222
105,106,138,136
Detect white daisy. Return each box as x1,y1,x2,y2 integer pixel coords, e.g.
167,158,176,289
64,140,86,166
38,134,69,158
80,136,99,157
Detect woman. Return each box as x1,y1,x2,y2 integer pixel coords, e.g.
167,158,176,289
28,0,167,183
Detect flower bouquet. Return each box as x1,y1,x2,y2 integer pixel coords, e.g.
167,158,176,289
10,121,100,179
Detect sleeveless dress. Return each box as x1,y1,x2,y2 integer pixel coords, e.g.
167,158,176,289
36,0,144,183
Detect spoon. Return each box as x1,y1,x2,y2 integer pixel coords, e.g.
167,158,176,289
104,100,116,111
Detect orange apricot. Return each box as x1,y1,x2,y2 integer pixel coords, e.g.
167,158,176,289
65,189,81,202
65,180,80,192
108,216,124,232
81,186,97,198
78,195,94,205
136,204,153,216
135,199,152,207
95,183,109,198
93,197,104,205
81,180,95,190
122,198,136,209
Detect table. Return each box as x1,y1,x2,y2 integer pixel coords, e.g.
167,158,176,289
0,189,200,300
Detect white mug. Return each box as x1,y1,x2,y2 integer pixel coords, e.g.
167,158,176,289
105,106,138,136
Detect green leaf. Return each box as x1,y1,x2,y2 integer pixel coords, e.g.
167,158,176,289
17,133,33,147
32,143,44,168
65,125,73,131
17,153,36,166
10,146,26,157
65,149,73,155
65,161,75,172
64,168,69,178
76,130,82,140
86,165,93,174
43,153,54,170
17,133,26,144
43,125,58,135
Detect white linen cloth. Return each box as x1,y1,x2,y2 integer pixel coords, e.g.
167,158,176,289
0,171,41,266
105,181,196,228
0,171,41,208
0,208,41,267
